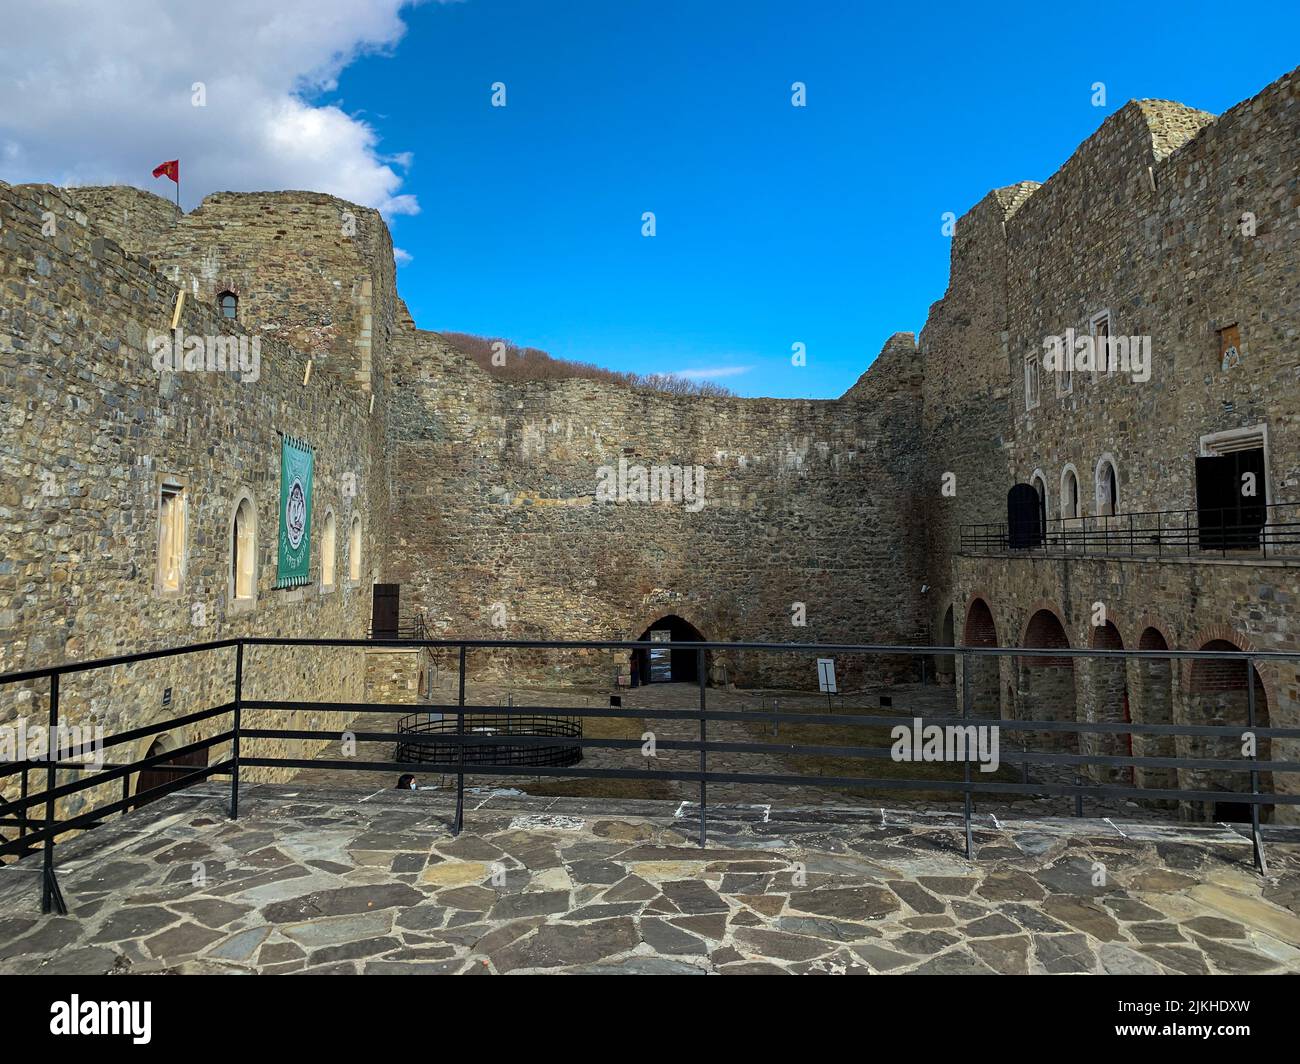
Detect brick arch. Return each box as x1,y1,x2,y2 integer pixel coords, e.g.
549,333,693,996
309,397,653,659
1017,604,1079,754
1181,631,1274,822
1181,624,1279,706
1134,616,1176,652
959,596,1000,717
1186,624,1259,655
626,607,710,644
962,587,1008,647
1089,619,1124,649
1083,619,1130,784
1018,599,1069,648
962,596,998,647
1131,619,1177,797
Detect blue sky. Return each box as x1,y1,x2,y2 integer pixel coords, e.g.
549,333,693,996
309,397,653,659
9,1,1294,399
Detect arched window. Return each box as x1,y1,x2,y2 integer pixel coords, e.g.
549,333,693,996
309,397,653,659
321,510,336,591
1095,456,1119,517
218,291,238,320
1030,470,1049,522
230,494,256,604
349,515,362,583
1060,466,1080,520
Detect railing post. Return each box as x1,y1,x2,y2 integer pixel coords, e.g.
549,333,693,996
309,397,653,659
41,672,66,915
961,651,973,860
697,647,707,849
230,640,243,820
453,644,466,836
1246,657,1267,876
18,763,28,846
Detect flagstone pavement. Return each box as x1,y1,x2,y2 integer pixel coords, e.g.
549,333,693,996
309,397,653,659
1,783,1299,974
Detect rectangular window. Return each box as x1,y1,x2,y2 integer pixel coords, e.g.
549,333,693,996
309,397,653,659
157,479,186,594
1055,326,1077,396
1090,310,1111,381
1024,354,1040,410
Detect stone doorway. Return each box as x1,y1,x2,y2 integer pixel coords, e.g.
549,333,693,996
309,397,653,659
631,615,708,686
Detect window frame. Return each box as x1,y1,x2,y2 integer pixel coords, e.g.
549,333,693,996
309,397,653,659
155,474,188,598
1094,453,1120,517
320,508,337,594
1024,352,1041,411
1089,308,1113,383
228,489,257,613
348,514,362,586
1060,464,1081,521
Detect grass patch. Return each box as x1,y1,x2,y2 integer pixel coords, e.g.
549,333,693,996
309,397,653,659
742,711,1026,805
523,711,677,801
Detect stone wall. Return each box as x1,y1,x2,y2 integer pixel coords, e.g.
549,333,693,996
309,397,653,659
52,185,180,258
952,553,1300,822
924,68,1300,822
0,179,389,823
386,326,928,688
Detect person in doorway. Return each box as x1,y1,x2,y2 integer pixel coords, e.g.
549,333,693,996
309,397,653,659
396,774,417,790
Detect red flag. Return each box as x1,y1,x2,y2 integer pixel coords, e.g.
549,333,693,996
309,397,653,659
152,160,179,183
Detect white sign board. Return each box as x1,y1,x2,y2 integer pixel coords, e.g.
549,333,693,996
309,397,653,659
817,658,837,694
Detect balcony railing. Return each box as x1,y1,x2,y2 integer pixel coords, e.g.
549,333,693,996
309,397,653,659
960,502,1300,560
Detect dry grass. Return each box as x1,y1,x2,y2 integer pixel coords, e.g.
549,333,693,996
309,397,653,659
438,331,735,397
523,710,677,801
740,712,1027,805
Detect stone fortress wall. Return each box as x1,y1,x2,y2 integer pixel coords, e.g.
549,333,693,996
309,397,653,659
385,325,927,688
0,64,1296,826
920,67,1300,822
0,181,392,819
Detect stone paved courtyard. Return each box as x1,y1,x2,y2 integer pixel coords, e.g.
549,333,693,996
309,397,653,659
1,783,1299,974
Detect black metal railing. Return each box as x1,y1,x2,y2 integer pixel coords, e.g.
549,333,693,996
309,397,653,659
961,501,1300,559
2,635,1298,915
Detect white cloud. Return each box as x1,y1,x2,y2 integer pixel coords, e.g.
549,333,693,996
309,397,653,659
673,365,755,381
393,247,413,265
0,0,435,217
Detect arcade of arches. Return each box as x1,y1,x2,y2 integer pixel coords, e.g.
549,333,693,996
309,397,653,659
945,597,1290,824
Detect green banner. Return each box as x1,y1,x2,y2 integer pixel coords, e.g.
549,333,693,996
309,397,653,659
276,434,314,588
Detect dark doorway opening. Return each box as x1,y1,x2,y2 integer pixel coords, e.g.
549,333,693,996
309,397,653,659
1007,483,1045,549
1195,447,1266,550
631,615,707,685
371,583,400,638
134,738,208,809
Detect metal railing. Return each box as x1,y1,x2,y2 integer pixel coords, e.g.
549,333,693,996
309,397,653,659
960,501,1300,559
2,635,1298,915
